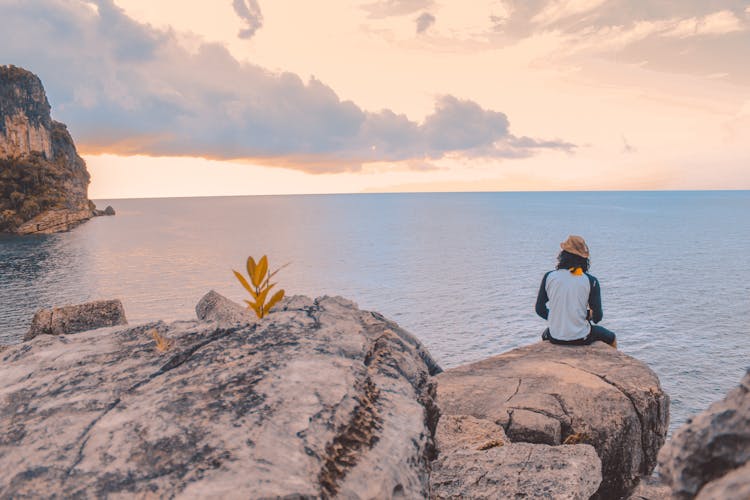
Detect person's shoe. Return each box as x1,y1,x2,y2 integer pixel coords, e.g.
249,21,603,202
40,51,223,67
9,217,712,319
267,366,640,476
611,339,618,349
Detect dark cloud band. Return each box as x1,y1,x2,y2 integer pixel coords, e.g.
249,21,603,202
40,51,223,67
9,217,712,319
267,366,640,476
0,0,574,173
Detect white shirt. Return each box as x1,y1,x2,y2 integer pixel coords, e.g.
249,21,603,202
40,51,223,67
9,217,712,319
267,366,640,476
543,269,591,340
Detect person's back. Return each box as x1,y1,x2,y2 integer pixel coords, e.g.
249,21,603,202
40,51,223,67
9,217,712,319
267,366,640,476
535,235,616,347
543,268,592,340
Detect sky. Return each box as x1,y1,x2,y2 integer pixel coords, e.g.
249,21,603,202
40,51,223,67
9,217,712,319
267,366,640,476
1,0,749,198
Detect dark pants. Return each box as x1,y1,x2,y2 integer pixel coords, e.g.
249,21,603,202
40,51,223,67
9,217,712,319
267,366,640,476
542,325,616,346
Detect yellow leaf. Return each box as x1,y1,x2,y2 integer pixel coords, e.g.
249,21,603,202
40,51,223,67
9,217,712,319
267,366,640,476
246,256,257,281
233,270,258,298
252,255,268,287
256,283,275,306
247,301,262,318
265,289,285,313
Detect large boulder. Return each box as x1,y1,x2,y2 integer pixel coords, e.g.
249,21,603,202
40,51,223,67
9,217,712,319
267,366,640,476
1,294,441,498
658,369,749,499
23,299,127,341
430,414,602,499
436,342,669,499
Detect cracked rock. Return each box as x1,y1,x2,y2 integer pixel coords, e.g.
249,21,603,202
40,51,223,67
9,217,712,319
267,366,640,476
1,293,440,498
436,341,669,499
431,415,601,500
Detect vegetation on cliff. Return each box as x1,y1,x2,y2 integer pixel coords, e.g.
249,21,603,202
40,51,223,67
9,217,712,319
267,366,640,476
0,149,91,231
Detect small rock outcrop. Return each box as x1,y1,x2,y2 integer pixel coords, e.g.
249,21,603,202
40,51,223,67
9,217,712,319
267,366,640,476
0,65,109,234
92,205,116,216
657,369,749,499
430,414,602,499
435,341,669,499
195,289,256,325
1,294,441,498
24,299,127,341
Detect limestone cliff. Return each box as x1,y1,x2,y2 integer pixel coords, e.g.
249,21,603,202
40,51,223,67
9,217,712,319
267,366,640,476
0,65,101,234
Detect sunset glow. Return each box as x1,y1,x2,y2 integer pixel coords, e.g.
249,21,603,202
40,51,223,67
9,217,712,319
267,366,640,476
3,0,749,197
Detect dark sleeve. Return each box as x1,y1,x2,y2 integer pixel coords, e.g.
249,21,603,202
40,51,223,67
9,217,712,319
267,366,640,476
586,273,603,323
535,271,552,320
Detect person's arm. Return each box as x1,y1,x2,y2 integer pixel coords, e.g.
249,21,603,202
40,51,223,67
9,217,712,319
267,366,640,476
535,272,551,320
587,273,603,323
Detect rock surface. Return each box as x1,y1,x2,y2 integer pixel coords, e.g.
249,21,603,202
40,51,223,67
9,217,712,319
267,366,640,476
1,294,441,498
430,415,602,499
436,341,669,499
0,65,106,234
695,461,750,500
658,369,749,499
24,299,127,341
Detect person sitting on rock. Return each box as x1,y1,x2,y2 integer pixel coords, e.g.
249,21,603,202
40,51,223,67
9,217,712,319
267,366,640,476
535,235,617,348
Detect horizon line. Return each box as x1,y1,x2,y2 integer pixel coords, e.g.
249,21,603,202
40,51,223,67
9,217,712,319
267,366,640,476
91,188,750,201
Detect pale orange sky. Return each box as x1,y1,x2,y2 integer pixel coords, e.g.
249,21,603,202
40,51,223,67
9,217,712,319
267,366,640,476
4,1,750,197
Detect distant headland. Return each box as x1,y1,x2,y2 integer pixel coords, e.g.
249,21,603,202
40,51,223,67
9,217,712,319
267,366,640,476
0,65,112,235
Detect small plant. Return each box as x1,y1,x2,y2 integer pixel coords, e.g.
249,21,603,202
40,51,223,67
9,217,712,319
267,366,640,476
563,432,588,445
233,255,286,318
151,329,173,353
477,438,504,451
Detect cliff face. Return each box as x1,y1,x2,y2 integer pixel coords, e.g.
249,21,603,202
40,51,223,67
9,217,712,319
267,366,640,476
0,65,94,233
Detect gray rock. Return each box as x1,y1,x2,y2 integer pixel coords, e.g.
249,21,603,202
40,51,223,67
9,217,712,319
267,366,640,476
431,414,601,500
658,370,750,499
628,476,674,500
92,205,116,217
695,461,750,500
195,289,256,325
24,299,127,341
436,341,669,499
1,295,440,498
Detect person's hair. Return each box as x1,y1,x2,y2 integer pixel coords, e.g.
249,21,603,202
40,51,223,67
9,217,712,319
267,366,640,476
556,250,590,272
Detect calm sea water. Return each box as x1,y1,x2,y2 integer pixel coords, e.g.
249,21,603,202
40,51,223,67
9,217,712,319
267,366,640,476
1,191,748,431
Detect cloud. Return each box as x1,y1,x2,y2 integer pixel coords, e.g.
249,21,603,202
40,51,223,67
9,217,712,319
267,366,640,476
621,135,636,154
662,10,743,38
531,0,608,27
232,0,263,39
0,0,572,172
415,12,436,33
362,0,434,18
472,1,749,84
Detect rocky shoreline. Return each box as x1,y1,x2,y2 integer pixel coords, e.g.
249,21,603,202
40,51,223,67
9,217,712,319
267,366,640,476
0,293,747,498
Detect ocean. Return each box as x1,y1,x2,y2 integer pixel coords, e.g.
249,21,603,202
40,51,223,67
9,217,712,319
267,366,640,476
1,191,748,432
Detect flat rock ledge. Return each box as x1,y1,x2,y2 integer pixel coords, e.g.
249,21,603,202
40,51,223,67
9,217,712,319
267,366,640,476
0,293,441,498
435,342,669,499
653,369,750,500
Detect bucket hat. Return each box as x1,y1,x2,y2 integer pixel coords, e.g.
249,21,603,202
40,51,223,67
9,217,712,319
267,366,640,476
560,235,589,259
